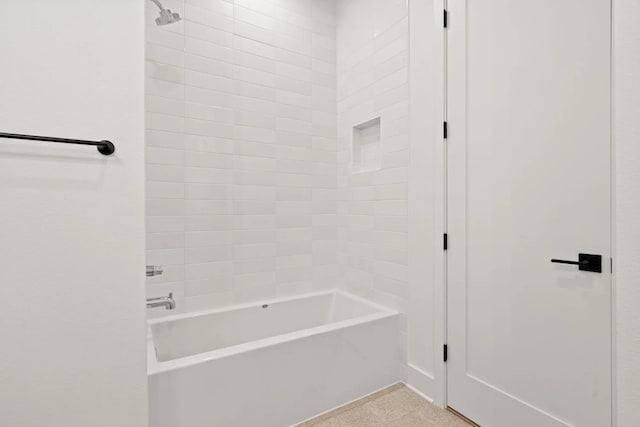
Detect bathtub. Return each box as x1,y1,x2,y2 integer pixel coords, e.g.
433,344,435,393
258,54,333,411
147,290,400,427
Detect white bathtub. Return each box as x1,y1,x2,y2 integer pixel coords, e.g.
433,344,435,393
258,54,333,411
147,290,400,427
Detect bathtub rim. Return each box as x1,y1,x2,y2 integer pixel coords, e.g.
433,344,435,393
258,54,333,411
147,289,398,375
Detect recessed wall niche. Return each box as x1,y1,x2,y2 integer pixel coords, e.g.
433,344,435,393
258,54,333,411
351,117,381,174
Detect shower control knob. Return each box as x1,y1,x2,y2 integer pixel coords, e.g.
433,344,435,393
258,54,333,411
146,265,164,277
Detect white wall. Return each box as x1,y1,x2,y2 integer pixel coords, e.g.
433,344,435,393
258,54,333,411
144,0,339,311
407,0,443,402
0,1,147,426
335,0,411,378
614,0,640,425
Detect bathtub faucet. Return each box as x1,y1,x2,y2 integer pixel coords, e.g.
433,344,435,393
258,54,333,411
146,293,176,310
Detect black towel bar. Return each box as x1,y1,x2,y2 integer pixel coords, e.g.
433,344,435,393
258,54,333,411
0,132,115,155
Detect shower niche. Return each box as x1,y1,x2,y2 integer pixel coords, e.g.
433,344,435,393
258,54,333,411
351,117,381,174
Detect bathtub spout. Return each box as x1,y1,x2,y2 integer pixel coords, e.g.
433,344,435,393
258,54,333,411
146,293,176,310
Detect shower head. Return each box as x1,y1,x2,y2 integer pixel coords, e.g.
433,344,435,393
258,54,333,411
150,0,182,26
156,9,181,26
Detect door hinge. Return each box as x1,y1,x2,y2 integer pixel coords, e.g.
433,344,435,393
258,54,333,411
443,233,448,250
444,9,448,28
444,344,448,362
443,121,448,139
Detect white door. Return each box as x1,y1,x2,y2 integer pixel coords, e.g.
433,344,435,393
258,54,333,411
446,1,612,426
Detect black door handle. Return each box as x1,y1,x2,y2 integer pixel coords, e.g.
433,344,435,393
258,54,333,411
551,253,602,273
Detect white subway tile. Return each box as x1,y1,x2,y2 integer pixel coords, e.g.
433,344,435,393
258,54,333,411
147,199,185,216
374,216,407,233
278,240,313,256
185,118,234,138
235,0,276,17
276,48,312,69
234,243,277,259
146,147,185,166
234,50,277,74
184,167,233,184
276,215,312,228
185,102,233,123
185,69,234,92
235,5,277,30
147,26,185,50
274,6,313,30
147,248,185,266
234,125,277,143
185,261,234,281
146,112,185,133
185,279,232,298
143,0,412,312
234,200,276,214
147,95,185,117
277,103,312,121
186,215,234,231
277,228,313,242
185,4,233,32
147,232,186,250
277,131,313,148
146,43,185,67
235,96,277,114
233,35,277,59
275,76,312,96
147,130,185,149
234,229,276,244
185,151,233,169
146,61,185,84
234,258,276,274
184,134,234,153
233,65,276,87
147,216,185,233
185,37,233,62
186,246,233,263
277,117,312,135
146,164,184,183
277,187,312,201
185,54,233,78
234,80,277,102
185,200,234,215
233,215,276,229
233,272,276,288
234,20,275,45
185,86,234,108
185,0,233,16
233,185,277,200
186,231,233,247
185,183,233,199
147,78,185,100
185,21,233,47
277,266,312,284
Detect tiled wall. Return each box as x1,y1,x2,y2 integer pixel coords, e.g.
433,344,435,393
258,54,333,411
145,0,338,310
335,0,410,371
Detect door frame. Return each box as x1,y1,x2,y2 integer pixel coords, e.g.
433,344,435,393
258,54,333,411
434,0,448,410
430,0,617,423
407,0,449,408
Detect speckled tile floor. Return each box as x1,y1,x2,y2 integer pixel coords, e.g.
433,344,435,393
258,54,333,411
295,384,476,427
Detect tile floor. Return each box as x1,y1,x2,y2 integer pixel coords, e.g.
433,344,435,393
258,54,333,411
296,384,475,427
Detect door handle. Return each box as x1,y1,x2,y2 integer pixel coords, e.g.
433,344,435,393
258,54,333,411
550,253,602,273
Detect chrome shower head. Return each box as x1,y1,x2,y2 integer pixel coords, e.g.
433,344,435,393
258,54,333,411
150,0,182,26
156,9,181,26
